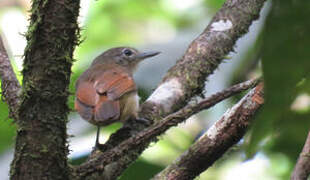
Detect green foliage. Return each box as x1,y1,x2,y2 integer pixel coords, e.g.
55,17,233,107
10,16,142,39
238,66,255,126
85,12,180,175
120,159,163,180
0,101,16,153
248,0,310,165
75,0,194,61
204,0,225,11
266,112,310,161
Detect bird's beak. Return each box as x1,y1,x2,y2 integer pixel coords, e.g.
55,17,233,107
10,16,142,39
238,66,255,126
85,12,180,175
136,51,161,60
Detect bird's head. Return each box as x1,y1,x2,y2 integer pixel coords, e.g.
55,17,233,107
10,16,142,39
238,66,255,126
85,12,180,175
92,47,160,72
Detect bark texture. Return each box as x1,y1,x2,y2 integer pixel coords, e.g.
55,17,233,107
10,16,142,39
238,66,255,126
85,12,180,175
0,36,21,119
74,0,266,179
291,131,310,180
141,0,265,120
153,83,264,180
10,0,80,179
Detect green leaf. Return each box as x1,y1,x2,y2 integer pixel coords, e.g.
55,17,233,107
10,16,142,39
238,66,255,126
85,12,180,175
247,0,310,157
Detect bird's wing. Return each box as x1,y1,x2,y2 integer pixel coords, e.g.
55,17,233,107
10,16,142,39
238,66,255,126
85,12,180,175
75,68,136,124
94,69,136,100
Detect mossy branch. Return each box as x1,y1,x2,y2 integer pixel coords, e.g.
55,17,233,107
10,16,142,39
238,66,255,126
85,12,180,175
0,35,21,120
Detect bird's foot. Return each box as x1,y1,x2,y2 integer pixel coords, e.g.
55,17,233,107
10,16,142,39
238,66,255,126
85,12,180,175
135,117,152,126
94,142,106,152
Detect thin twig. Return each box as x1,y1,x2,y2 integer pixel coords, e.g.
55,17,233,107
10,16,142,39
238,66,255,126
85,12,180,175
0,35,21,119
75,78,260,177
291,131,310,180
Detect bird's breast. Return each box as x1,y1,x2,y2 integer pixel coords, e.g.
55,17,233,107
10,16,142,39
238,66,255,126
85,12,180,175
119,91,139,122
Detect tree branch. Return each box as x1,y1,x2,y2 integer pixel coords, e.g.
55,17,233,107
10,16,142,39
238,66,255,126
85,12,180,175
75,78,260,178
140,0,266,121
291,131,310,180
0,35,21,119
74,0,266,178
153,83,264,180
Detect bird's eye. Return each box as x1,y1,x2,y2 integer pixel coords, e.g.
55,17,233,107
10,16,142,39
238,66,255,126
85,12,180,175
123,49,133,56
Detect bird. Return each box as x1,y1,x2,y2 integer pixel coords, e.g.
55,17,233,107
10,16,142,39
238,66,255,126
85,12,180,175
74,47,160,148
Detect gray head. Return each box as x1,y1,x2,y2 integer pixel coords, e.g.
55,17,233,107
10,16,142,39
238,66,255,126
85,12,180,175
92,47,160,71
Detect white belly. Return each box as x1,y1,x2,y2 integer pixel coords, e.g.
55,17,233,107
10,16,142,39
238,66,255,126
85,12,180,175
120,92,139,122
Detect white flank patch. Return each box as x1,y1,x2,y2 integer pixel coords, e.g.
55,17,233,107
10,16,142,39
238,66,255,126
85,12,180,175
211,20,233,31
147,78,183,112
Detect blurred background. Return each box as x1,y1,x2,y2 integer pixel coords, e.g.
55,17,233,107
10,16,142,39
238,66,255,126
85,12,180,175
0,0,309,179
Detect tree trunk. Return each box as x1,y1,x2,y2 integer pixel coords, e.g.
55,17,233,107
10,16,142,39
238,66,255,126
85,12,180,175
10,0,80,179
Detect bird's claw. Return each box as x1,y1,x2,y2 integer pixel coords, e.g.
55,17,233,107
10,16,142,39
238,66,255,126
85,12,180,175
135,117,152,126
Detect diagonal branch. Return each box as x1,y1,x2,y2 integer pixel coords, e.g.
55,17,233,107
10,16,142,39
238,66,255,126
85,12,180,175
291,131,310,180
74,0,266,178
153,83,264,180
0,35,21,119
75,78,260,178
139,0,266,122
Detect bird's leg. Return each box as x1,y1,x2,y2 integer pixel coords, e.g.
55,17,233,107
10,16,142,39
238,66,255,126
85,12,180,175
93,126,106,152
95,126,101,148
